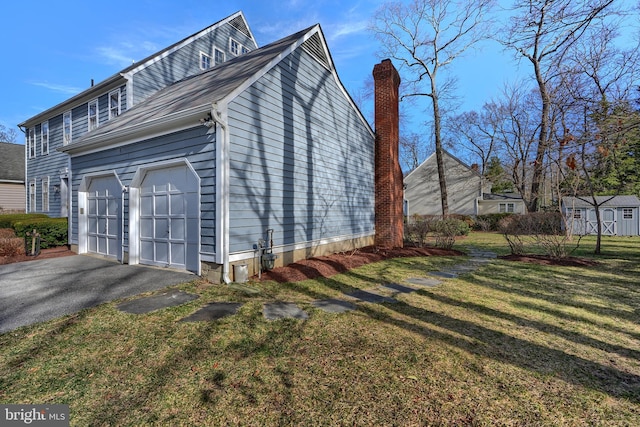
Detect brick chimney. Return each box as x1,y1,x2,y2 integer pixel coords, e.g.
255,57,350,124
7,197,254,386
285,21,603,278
373,59,403,248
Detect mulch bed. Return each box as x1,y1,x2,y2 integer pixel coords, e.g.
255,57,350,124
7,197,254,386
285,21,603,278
498,254,598,267
0,246,76,265
258,245,463,283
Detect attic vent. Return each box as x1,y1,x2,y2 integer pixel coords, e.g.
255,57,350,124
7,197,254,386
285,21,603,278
229,15,251,39
302,33,330,70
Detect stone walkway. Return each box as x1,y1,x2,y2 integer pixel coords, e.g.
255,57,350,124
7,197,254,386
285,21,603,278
117,247,497,322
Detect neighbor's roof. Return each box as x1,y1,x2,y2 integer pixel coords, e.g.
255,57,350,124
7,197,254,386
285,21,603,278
0,142,25,182
482,192,523,201
562,195,640,208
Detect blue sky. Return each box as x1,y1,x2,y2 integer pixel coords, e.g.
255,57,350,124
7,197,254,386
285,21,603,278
0,0,534,144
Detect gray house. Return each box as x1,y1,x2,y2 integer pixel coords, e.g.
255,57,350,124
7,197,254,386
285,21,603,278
19,11,257,220
19,12,404,282
561,195,640,236
0,142,25,212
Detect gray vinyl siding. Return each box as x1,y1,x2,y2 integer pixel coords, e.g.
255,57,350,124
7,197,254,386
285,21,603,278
25,85,128,218
132,24,257,104
618,207,639,236
227,48,375,254
69,127,215,252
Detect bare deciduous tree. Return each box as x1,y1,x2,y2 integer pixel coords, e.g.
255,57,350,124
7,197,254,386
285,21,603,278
0,124,18,143
500,0,617,212
371,0,495,216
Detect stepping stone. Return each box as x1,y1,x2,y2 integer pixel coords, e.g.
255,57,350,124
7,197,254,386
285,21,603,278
406,277,442,287
263,302,309,320
311,299,356,313
380,283,416,294
429,271,458,279
117,289,199,314
180,302,242,322
345,289,397,304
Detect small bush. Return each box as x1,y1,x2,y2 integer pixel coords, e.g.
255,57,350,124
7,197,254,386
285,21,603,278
0,238,25,257
433,218,469,249
0,213,48,229
12,218,68,249
498,212,571,258
0,228,16,239
474,213,513,231
404,215,437,247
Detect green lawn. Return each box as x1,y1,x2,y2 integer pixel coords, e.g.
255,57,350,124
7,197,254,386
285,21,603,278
1,232,639,426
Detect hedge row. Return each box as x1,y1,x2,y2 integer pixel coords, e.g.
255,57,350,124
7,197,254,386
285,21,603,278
0,214,67,249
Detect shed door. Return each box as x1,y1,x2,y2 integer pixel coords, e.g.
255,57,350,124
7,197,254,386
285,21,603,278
602,208,616,235
86,176,121,258
139,166,198,271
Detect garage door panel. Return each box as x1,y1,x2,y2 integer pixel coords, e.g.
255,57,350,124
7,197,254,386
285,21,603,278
137,165,198,272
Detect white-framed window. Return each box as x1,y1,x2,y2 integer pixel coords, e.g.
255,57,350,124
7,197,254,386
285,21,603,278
200,52,212,69
499,203,514,213
109,90,121,119
88,99,99,131
241,45,249,55
623,208,634,220
41,121,49,155
41,176,49,212
214,47,225,65
63,111,72,145
28,127,36,158
229,38,240,56
29,179,36,212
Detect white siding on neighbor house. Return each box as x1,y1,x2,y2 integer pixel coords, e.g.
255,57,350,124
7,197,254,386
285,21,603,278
404,152,484,217
226,47,375,255
69,127,215,254
0,184,25,211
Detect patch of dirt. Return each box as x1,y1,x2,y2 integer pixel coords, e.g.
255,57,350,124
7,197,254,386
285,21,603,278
498,254,598,267
257,245,463,283
0,246,76,265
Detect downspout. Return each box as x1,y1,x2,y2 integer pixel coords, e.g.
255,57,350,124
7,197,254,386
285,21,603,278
210,101,232,284
121,186,128,264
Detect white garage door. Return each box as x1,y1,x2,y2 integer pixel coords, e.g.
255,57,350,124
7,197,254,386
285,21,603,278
86,176,121,258
139,166,199,271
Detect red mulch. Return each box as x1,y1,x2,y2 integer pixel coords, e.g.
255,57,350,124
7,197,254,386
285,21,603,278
0,246,76,265
498,254,598,267
257,245,463,283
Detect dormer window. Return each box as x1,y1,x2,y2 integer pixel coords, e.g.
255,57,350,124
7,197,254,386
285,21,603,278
109,90,121,119
88,99,98,131
200,52,212,70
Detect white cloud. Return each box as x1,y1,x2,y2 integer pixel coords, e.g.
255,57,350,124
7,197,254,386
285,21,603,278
29,81,83,95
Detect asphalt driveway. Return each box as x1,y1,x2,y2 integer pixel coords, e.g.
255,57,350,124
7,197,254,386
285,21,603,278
0,255,194,334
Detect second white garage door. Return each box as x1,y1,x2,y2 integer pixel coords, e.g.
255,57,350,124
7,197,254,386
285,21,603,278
139,165,199,271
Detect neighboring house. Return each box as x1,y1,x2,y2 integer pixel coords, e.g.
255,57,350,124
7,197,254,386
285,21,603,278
478,192,526,215
18,11,404,282
561,195,640,236
404,150,488,217
0,141,25,212
19,11,257,219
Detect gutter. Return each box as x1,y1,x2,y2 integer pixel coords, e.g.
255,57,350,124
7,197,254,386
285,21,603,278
210,101,232,284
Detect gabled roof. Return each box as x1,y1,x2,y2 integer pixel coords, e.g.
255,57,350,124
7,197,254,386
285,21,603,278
562,195,640,208
0,142,25,182
61,24,373,155
19,11,254,128
482,192,523,201
404,149,482,182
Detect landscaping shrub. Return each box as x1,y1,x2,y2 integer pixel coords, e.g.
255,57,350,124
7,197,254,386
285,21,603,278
433,217,469,249
0,214,68,249
498,212,573,258
12,218,68,249
474,213,512,231
404,215,437,247
0,237,25,257
0,228,16,239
